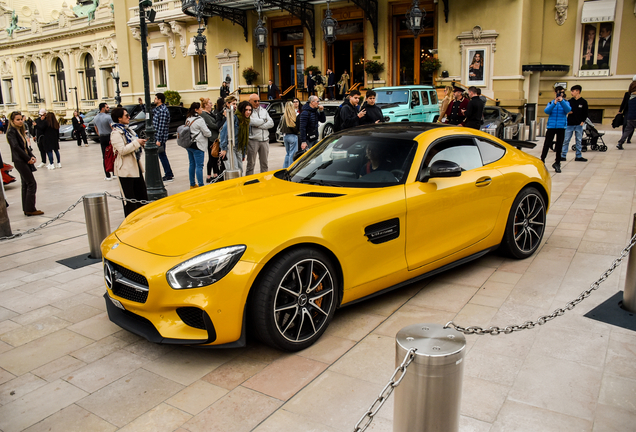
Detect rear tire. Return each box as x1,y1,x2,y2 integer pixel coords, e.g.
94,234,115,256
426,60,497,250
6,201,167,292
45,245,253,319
249,248,339,351
500,187,546,259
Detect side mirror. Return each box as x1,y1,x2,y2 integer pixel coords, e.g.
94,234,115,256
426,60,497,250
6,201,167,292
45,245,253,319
429,160,462,178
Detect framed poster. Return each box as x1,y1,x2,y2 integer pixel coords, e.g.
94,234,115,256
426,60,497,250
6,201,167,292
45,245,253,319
221,64,235,92
466,48,486,87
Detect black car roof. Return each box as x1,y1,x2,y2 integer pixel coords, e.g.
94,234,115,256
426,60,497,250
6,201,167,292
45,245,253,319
338,122,449,140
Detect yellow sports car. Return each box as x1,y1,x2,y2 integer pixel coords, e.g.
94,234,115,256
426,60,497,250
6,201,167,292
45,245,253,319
102,123,550,351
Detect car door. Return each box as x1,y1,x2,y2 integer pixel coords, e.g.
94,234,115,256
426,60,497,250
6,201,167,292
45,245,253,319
267,102,283,142
409,90,423,121
404,137,506,270
419,90,433,122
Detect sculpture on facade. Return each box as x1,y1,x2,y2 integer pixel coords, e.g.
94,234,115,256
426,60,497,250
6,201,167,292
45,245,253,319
73,0,99,24
6,10,18,37
555,0,568,26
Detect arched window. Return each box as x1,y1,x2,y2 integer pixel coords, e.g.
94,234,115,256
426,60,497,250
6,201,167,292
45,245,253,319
55,58,67,102
29,62,40,102
84,54,97,100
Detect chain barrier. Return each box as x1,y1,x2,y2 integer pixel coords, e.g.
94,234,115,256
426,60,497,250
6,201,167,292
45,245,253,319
446,232,636,336
353,347,417,432
0,176,228,241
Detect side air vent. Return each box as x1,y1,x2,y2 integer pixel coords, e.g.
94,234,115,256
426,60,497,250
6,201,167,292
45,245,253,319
297,192,346,198
244,179,260,185
365,218,400,244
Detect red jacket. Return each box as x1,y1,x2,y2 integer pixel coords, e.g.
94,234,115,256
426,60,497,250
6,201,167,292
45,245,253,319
445,97,469,126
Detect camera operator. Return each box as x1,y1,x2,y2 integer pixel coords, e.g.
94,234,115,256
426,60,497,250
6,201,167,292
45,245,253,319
541,86,571,173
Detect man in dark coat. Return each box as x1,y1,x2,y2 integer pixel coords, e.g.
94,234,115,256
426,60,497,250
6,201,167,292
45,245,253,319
326,69,336,100
597,24,612,66
339,90,366,130
464,86,485,130
267,80,279,100
299,95,326,150
306,70,315,96
445,87,469,126
220,81,230,98
359,90,384,125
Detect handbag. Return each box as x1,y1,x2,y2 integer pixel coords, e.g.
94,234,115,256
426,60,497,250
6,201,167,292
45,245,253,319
211,139,220,158
28,163,37,172
612,113,624,129
104,143,115,173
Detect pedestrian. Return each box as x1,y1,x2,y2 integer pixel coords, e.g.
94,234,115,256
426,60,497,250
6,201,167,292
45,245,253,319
200,97,222,183
326,68,336,100
306,70,315,96
561,85,588,162
464,86,485,130
338,70,350,99
137,97,145,112
438,85,453,123
0,115,6,133
220,81,230,99
152,92,174,182
299,95,326,151
72,110,89,147
93,102,116,181
444,87,469,126
6,111,42,216
110,107,148,217
246,93,274,175
218,95,237,131
338,90,365,131
185,102,211,188
293,98,302,115
280,101,299,168
359,90,385,125
315,71,325,100
617,81,636,150
34,109,47,167
219,100,252,176
267,80,279,100
42,113,61,169
541,86,571,173
618,75,636,144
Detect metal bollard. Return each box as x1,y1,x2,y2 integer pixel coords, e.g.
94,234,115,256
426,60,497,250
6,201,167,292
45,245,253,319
529,120,537,141
224,107,241,180
517,125,526,141
538,117,547,137
83,193,111,259
393,323,466,432
484,126,497,136
503,126,514,140
623,214,636,313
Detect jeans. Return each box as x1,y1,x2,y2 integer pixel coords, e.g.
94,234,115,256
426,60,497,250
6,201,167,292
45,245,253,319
186,147,205,186
157,145,173,178
283,134,298,168
46,149,61,164
561,125,583,158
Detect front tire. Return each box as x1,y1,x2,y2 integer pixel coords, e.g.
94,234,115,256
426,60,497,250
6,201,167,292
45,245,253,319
249,248,339,351
500,187,546,259
322,124,334,138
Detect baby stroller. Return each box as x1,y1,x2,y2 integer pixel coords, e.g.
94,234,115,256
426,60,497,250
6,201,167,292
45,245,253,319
573,119,607,152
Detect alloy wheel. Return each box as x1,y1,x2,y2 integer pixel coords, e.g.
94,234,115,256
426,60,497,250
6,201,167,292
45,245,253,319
513,193,545,253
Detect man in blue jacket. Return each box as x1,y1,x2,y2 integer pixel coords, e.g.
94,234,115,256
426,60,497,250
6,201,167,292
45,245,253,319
541,86,571,173
299,96,326,150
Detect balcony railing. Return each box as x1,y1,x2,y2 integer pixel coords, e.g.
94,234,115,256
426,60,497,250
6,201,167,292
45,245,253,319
130,0,183,18
53,102,67,109
27,103,40,110
81,100,96,109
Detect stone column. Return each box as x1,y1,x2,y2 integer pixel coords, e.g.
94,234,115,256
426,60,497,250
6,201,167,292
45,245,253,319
12,57,27,109
64,50,78,111
36,55,53,107
96,67,107,101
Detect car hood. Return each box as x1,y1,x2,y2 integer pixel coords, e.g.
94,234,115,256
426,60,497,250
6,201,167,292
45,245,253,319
114,172,359,257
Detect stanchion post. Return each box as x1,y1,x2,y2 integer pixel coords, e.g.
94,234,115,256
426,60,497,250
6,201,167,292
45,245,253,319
224,107,241,180
393,323,466,432
518,124,526,141
623,213,636,313
538,117,547,137
0,181,11,237
529,120,537,141
83,193,111,259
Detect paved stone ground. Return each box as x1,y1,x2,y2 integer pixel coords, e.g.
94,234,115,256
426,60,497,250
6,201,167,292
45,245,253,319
0,128,634,432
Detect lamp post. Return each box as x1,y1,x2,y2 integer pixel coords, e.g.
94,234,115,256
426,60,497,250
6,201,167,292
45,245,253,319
32,92,43,103
321,0,338,46
254,0,267,53
138,0,167,200
406,0,425,37
111,71,122,106
68,86,79,113
194,27,207,56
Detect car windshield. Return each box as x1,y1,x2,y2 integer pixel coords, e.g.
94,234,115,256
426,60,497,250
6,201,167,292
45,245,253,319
287,133,417,188
483,108,500,120
134,111,146,120
83,109,99,122
374,91,409,108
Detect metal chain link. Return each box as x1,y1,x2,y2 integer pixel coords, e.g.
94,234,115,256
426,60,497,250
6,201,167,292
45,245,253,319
446,232,636,336
353,347,418,432
103,191,154,205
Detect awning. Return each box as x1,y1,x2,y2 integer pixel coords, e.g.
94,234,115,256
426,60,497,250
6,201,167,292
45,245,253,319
522,64,570,72
581,0,616,23
147,46,166,61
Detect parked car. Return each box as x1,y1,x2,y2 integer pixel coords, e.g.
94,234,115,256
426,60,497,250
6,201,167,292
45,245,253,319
275,101,340,144
87,104,144,142
258,100,285,143
102,122,551,352
480,106,524,139
126,106,188,139
373,85,439,123
59,124,75,141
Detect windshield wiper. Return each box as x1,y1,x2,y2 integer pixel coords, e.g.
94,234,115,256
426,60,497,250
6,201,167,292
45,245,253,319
299,179,343,187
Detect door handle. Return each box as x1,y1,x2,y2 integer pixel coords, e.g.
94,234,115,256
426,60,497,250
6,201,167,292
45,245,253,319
475,177,492,187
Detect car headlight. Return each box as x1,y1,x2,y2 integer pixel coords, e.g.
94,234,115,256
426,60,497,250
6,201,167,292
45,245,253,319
166,245,246,289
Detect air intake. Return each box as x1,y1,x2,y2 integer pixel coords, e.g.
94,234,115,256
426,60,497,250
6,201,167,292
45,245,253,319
297,192,345,198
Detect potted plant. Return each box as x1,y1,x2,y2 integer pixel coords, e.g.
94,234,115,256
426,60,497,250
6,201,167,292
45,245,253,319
364,60,385,81
420,57,442,73
164,90,181,106
242,67,260,85
303,65,320,76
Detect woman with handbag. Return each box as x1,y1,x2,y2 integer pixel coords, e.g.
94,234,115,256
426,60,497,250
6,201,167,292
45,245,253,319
72,110,89,147
185,102,211,189
6,111,43,216
219,100,252,176
200,97,223,183
110,107,148,217
280,101,299,168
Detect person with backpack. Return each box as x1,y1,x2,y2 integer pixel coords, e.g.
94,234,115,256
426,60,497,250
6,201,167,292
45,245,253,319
299,96,326,150
200,97,222,183
338,90,366,131
184,102,211,188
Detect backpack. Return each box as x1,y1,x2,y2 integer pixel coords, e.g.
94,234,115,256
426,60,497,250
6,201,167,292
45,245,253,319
333,105,343,132
176,118,200,149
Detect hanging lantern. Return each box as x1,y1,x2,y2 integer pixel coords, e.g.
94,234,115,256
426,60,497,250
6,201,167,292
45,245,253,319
406,0,425,37
254,19,268,53
194,27,207,56
321,0,338,46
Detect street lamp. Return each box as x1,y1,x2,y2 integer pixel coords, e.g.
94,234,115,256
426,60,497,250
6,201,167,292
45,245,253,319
321,0,338,46
194,27,207,56
110,71,121,105
138,0,167,200
254,0,267,53
406,0,425,37
68,86,79,113
32,92,43,103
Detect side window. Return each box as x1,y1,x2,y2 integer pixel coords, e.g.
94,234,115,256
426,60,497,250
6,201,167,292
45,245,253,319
424,138,483,172
411,91,420,106
269,103,283,115
475,138,506,165
430,91,438,105
420,91,429,105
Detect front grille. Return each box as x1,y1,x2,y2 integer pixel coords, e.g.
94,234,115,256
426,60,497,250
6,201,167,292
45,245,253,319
111,262,149,286
112,284,148,303
176,307,207,330
106,260,149,304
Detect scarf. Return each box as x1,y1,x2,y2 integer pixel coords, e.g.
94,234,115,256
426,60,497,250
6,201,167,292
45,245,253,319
236,110,250,153
112,123,141,160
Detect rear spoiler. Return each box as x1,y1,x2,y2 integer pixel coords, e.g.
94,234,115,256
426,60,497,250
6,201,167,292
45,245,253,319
504,140,536,150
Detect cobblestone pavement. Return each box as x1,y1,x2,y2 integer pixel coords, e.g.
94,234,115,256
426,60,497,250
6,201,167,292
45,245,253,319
0,129,634,432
